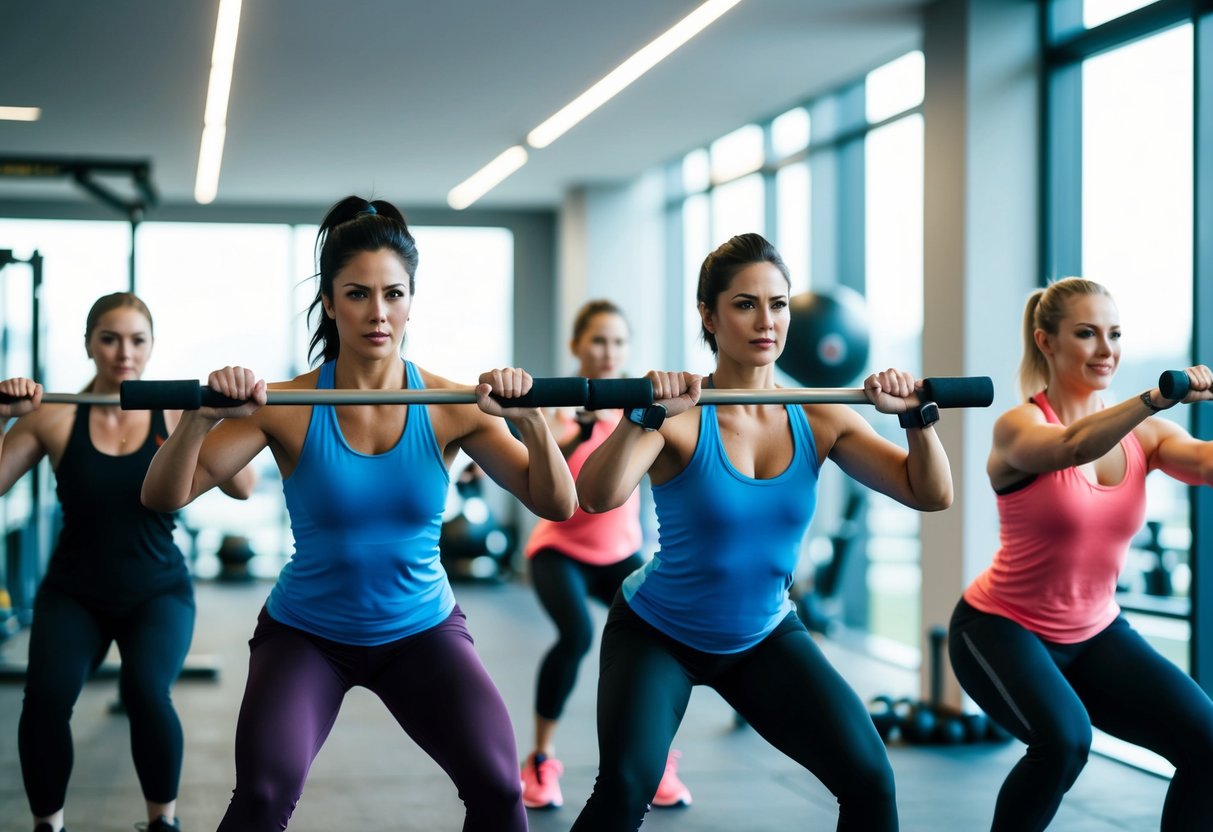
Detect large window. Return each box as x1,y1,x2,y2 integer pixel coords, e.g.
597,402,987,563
1082,23,1194,669
137,223,298,382
681,193,713,372
864,109,925,651
1047,0,1206,772
775,162,811,293
710,174,765,252
1084,0,1158,28
404,226,514,384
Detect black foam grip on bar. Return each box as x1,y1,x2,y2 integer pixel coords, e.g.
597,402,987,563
121,380,203,410
199,387,251,408
920,376,995,409
586,378,654,410
1159,370,1189,400
493,376,589,409
0,392,23,404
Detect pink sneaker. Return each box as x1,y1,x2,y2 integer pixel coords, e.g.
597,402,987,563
651,749,692,807
521,752,564,809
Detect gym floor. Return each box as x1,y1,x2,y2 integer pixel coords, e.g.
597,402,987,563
0,578,1169,832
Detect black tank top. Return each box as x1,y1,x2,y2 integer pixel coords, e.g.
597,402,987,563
44,405,187,606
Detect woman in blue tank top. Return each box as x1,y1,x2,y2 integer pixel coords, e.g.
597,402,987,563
0,293,256,832
569,234,955,832
142,196,576,832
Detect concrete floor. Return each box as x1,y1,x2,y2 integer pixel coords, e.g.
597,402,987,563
0,578,1172,831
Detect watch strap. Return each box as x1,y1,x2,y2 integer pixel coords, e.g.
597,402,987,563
898,401,940,430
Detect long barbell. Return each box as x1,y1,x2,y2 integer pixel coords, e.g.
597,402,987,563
1,376,994,411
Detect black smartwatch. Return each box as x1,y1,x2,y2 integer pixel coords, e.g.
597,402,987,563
898,401,940,430
626,403,667,432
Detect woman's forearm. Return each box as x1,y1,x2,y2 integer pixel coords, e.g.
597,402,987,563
142,411,219,511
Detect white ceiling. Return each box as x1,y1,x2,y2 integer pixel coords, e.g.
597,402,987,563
0,0,925,211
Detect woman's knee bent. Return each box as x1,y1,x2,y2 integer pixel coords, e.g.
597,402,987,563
1027,719,1091,786
222,780,302,831
832,751,897,808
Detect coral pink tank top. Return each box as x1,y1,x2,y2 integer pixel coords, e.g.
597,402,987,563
524,410,642,565
964,392,1148,643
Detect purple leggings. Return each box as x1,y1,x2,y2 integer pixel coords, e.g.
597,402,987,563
217,606,526,831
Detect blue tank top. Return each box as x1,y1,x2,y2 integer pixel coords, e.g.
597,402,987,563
267,360,455,645
623,403,820,653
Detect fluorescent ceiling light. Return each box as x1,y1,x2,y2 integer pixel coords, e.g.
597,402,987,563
447,0,741,209
526,0,743,149
0,106,41,122
194,125,227,205
448,146,529,210
194,0,243,204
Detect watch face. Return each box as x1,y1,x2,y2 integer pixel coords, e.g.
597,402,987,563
898,400,940,429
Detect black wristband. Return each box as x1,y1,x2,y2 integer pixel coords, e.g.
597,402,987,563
1140,390,1168,413
898,401,940,430
626,404,666,431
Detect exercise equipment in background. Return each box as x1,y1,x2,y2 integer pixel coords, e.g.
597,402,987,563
440,463,515,583
215,534,257,583
777,286,871,389
867,626,1013,745
792,482,867,635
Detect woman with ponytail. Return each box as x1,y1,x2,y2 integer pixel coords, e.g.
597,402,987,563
143,196,576,831
948,277,1213,830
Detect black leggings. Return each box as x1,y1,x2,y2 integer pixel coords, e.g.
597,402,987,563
949,598,1213,832
530,548,644,720
571,593,897,831
19,581,195,816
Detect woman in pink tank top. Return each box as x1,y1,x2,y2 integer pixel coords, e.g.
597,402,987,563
519,300,691,811
949,277,1213,831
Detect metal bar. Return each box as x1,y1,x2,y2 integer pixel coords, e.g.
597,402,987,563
265,389,483,405
698,388,869,405
71,171,131,216
39,393,132,405
33,389,483,406
33,387,876,407
0,156,159,220
16,376,993,410
0,156,156,176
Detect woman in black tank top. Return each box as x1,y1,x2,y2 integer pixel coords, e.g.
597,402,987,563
0,293,256,832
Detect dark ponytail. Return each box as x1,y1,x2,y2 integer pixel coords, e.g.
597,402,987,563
307,196,418,364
